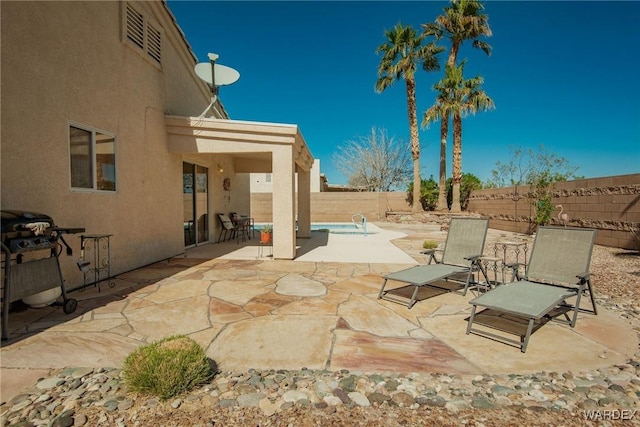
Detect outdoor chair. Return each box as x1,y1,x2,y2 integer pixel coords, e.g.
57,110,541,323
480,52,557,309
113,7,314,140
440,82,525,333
378,217,489,309
217,213,247,244
466,226,598,353
230,212,252,240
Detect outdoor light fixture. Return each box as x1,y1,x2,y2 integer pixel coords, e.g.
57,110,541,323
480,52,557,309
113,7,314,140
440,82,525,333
217,164,224,173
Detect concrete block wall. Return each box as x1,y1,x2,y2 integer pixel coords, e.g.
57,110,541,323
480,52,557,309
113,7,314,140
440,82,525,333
250,192,410,223
467,173,640,250
250,173,639,250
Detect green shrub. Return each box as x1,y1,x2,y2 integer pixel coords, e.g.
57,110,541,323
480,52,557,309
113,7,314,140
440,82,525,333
406,176,439,211
122,335,214,400
422,240,438,249
533,196,553,226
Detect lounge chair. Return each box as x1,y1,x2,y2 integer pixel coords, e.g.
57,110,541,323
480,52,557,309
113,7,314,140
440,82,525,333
378,217,489,309
466,226,597,353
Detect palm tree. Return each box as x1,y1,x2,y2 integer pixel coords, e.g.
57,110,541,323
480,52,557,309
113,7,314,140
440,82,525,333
422,0,492,211
444,62,494,212
424,0,492,69
375,23,443,213
422,82,454,211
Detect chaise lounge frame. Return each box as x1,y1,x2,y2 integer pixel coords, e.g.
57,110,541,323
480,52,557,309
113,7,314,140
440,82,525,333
378,217,489,309
466,226,598,353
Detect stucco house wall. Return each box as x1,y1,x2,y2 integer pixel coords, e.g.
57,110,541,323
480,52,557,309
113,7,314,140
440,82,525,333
1,1,248,287
250,159,322,193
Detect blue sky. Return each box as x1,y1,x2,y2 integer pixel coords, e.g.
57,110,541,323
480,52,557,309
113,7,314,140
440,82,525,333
168,1,640,186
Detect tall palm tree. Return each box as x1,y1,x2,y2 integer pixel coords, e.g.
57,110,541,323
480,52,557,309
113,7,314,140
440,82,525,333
422,0,492,211
375,23,443,213
424,0,492,69
444,62,494,212
422,81,454,211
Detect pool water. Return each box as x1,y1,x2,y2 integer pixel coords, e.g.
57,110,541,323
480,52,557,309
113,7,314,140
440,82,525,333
255,223,372,234
312,223,361,231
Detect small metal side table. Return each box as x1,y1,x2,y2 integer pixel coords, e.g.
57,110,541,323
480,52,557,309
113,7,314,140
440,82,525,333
257,241,272,259
79,234,115,291
474,256,502,295
493,240,529,282
257,232,273,259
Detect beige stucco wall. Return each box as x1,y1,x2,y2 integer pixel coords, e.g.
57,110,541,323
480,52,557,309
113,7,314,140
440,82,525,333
1,1,244,287
250,159,322,193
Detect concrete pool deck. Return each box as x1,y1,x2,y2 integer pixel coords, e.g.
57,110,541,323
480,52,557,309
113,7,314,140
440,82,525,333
190,223,418,264
1,222,637,403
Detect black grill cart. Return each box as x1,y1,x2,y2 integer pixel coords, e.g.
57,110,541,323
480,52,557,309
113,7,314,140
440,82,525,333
1,210,84,340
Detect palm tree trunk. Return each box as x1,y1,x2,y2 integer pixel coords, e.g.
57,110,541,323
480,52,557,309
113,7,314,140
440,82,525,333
450,113,463,213
406,77,423,213
447,40,462,213
436,114,449,211
447,41,460,68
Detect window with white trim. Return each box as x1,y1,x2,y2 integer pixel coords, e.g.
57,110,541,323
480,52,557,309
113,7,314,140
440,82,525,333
124,3,162,64
69,124,117,192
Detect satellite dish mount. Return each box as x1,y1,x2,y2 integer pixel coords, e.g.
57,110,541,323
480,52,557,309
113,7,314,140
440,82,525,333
194,52,240,118
207,53,219,99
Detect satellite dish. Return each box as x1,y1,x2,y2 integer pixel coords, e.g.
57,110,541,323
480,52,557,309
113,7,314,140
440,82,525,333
195,53,240,118
195,62,240,87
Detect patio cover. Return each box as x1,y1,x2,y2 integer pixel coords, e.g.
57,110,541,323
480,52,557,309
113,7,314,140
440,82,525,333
165,115,315,259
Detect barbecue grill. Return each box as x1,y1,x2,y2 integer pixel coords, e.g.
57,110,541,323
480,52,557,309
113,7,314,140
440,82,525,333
1,210,85,340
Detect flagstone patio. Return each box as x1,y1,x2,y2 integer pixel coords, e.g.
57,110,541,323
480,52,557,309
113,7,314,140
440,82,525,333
1,223,637,403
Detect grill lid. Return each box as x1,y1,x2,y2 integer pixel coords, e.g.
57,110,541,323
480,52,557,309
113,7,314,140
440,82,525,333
1,210,55,235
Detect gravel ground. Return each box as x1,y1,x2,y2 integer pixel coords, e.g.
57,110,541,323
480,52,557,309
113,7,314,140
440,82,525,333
76,403,637,427
590,245,640,303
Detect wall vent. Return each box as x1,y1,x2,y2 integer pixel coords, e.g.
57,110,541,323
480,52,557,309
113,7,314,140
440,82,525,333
147,23,162,63
125,4,144,49
124,3,162,65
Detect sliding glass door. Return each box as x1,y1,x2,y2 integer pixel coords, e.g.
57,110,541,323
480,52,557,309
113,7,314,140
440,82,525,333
183,162,209,246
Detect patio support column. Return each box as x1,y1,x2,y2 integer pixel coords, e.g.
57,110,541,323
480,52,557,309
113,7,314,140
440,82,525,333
272,146,296,259
297,167,311,239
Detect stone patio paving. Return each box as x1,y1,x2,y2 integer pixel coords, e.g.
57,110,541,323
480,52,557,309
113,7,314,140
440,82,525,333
1,222,637,403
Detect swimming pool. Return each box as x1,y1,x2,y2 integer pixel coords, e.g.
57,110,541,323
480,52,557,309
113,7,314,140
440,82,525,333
311,223,371,234
255,222,374,234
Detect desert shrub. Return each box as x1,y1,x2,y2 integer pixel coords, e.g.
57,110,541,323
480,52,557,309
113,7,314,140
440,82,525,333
422,240,438,249
533,195,554,226
122,335,214,400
